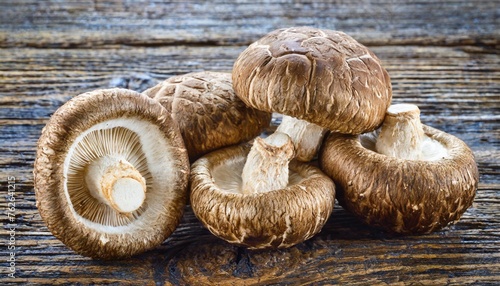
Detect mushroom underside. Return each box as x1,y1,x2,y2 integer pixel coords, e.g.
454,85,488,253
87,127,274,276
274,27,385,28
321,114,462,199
34,89,189,259
319,125,478,234
65,118,180,230
190,145,335,249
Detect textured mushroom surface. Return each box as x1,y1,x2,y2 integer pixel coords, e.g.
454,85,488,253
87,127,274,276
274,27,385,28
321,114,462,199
319,126,479,234
232,26,392,134
190,144,335,249
143,71,272,161
34,88,190,259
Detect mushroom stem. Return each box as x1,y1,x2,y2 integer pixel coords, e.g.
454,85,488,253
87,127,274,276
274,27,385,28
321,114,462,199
241,132,295,194
276,115,327,162
85,156,146,213
375,104,425,160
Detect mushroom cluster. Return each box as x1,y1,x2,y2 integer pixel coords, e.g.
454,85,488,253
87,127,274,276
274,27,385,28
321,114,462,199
34,74,271,259
190,26,477,245
35,26,479,259
189,26,393,248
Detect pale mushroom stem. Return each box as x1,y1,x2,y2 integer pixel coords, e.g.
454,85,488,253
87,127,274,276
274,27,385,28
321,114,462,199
276,115,327,162
241,132,295,194
86,156,147,213
375,104,425,160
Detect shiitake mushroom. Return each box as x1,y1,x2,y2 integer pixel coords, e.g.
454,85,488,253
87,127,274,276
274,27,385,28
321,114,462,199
34,88,189,259
320,104,479,234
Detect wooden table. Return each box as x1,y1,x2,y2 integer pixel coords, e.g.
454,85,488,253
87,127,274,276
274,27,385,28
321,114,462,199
1,1,498,285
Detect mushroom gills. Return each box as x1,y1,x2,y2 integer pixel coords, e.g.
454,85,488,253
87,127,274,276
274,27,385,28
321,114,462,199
66,124,152,225
364,104,449,161
64,117,180,228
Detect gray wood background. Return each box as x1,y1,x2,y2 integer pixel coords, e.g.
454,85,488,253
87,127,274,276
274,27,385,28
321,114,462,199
0,0,498,285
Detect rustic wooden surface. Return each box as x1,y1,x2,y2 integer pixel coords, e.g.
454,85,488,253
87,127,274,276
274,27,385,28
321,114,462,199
1,0,499,285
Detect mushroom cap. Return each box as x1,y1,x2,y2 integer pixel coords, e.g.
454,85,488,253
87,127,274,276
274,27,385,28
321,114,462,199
34,88,190,259
190,144,335,249
319,125,479,234
143,71,272,162
232,26,392,134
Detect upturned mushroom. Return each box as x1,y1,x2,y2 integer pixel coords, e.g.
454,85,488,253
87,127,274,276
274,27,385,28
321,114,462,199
34,88,190,259
319,103,479,234
190,132,335,249
232,26,392,161
143,71,272,162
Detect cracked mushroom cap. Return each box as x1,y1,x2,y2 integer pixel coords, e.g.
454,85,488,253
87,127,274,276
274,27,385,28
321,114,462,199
34,88,189,259
190,144,335,249
232,26,392,134
319,121,479,234
143,71,272,162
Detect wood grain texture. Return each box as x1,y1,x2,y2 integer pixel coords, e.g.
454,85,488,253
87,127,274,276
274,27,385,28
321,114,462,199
0,0,498,48
1,0,499,285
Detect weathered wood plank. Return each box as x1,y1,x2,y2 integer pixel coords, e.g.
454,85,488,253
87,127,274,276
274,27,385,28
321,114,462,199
0,0,498,48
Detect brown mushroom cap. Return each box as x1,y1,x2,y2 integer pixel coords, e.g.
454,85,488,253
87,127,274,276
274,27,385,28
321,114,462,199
319,125,479,234
34,88,190,259
143,71,272,162
190,144,335,249
232,26,392,134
